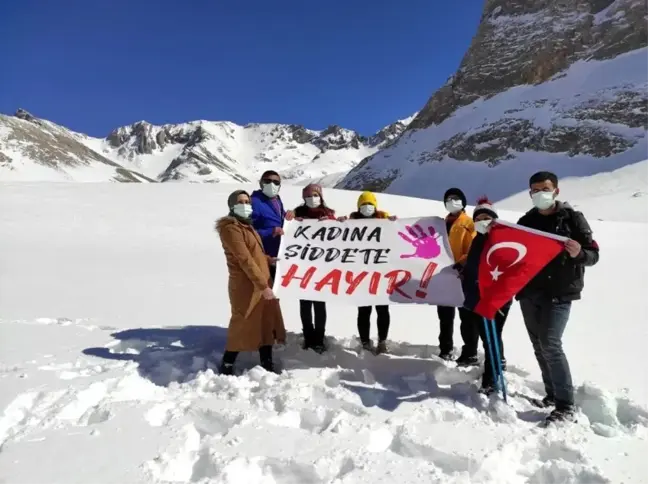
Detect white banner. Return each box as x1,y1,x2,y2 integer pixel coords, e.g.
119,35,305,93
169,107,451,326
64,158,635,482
272,217,465,307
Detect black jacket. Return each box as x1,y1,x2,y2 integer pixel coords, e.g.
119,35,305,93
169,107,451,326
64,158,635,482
462,233,513,315
515,201,599,301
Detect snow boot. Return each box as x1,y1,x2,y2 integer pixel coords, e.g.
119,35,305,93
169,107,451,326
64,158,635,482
219,362,235,376
261,361,281,374
530,395,555,409
456,354,479,367
375,340,388,355
543,405,576,426
312,344,326,354
361,340,374,352
478,384,496,396
439,350,454,361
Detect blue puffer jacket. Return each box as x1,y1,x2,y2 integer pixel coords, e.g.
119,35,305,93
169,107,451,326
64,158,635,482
251,190,285,257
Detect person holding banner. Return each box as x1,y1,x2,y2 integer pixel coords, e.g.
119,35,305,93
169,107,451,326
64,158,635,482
250,170,286,282
461,197,511,394
437,187,479,365
342,191,398,354
215,190,286,375
285,183,337,353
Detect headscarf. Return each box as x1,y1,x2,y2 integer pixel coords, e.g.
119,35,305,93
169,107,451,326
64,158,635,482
227,189,251,223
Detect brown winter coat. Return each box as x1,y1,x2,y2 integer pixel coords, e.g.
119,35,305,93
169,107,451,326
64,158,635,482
216,216,286,351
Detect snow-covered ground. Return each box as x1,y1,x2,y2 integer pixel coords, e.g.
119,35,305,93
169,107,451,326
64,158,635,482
1,178,647,484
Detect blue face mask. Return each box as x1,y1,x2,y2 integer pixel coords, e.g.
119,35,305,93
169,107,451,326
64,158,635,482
232,203,253,219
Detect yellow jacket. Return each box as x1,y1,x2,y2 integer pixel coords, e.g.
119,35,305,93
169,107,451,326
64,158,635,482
447,211,475,265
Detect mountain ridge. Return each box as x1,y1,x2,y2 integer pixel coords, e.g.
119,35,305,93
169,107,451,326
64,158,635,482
0,109,415,184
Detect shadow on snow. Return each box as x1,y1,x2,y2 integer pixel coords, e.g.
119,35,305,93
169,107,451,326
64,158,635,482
82,325,541,418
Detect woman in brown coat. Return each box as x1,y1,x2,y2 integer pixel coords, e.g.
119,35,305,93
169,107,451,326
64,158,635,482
215,189,286,375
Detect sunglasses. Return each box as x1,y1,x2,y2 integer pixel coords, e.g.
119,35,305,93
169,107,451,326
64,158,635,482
262,179,281,186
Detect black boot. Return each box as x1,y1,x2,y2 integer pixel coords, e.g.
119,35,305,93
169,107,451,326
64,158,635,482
530,395,556,409
544,404,576,425
219,362,235,376
439,350,454,361
219,351,238,375
259,345,281,374
456,354,479,367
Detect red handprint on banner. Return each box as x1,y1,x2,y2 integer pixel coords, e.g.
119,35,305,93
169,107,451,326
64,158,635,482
398,224,442,259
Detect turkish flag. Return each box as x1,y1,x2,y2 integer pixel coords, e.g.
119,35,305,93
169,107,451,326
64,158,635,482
472,221,565,319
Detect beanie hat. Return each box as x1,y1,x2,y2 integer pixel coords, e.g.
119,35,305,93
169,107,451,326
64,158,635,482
303,183,322,198
357,191,378,209
473,196,498,220
443,187,467,208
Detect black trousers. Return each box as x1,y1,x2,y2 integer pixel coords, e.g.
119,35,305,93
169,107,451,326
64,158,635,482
222,345,273,366
300,300,327,347
437,306,479,357
477,302,510,386
357,305,390,343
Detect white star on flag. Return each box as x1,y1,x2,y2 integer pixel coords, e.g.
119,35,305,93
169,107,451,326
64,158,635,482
490,266,503,281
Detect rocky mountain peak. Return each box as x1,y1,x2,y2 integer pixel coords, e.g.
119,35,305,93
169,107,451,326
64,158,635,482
2,108,416,184
337,0,647,202
408,0,647,131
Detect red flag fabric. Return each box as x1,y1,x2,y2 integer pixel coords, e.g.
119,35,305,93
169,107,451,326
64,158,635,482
473,221,565,319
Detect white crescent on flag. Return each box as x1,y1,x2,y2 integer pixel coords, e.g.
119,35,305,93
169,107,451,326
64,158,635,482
485,241,527,281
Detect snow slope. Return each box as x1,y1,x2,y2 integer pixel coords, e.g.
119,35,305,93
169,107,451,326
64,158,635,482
1,179,647,484
338,47,648,204
0,110,413,185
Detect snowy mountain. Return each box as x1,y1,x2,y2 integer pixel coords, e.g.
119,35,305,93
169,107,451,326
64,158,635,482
0,109,154,183
1,173,648,483
0,109,413,185
337,0,648,203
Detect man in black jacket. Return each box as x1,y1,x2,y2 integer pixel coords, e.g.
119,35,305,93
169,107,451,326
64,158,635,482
517,171,600,425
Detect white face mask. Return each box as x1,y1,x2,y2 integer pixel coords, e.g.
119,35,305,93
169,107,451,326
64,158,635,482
359,204,376,217
445,199,464,214
304,196,321,208
232,203,253,219
262,182,280,198
531,191,556,210
475,219,493,234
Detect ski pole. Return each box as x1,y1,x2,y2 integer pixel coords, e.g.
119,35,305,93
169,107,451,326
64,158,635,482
489,318,508,403
482,317,500,392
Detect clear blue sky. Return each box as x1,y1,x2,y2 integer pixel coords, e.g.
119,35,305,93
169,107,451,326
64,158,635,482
1,0,483,137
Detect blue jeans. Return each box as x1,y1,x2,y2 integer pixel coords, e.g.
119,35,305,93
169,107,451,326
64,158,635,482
519,296,574,407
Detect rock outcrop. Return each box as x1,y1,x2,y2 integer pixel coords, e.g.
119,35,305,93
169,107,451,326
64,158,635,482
337,0,648,202
0,110,153,182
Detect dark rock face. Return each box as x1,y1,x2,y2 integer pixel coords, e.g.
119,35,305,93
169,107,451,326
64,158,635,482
409,0,647,131
337,0,647,194
425,119,636,166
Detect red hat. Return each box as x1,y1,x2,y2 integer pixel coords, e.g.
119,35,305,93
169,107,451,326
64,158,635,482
473,196,498,219
303,183,323,197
